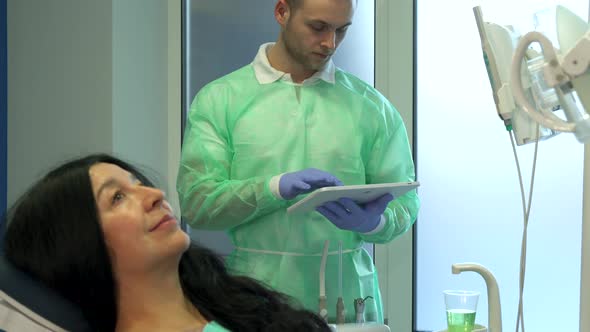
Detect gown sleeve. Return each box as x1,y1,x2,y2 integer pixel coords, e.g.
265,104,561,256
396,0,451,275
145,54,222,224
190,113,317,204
177,85,287,230
359,99,420,243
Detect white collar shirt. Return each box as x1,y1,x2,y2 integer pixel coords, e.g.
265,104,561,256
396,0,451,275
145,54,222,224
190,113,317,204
251,42,336,86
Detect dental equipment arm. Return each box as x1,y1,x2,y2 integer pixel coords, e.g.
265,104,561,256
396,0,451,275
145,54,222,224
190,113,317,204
452,263,502,332
511,31,577,133
509,7,590,331
473,6,514,126
561,33,590,77
474,6,561,145
581,147,590,332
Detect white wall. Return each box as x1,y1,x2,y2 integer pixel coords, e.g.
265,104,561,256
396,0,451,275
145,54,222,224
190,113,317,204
112,0,181,211
332,0,375,85
8,0,181,212
8,0,113,204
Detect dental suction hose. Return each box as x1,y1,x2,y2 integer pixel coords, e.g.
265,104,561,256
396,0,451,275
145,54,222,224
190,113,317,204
336,241,345,324
319,240,330,322
452,263,502,332
510,31,576,133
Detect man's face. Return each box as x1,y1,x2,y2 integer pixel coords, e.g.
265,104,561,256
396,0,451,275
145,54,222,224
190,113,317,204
281,0,355,72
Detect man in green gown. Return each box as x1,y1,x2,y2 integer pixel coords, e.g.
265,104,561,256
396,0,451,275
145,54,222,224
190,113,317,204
177,0,419,324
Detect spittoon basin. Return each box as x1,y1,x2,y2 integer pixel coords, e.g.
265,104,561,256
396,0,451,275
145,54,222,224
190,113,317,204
328,322,391,332
436,323,488,332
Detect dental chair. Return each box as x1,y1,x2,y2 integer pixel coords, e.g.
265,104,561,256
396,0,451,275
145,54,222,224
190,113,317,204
0,254,91,331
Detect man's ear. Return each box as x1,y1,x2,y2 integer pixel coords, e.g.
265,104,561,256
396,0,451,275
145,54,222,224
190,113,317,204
274,0,290,25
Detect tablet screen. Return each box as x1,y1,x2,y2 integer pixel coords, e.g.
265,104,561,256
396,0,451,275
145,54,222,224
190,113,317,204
287,181,419,214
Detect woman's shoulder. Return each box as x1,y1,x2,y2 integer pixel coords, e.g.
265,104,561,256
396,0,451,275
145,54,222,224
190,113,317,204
203,321,231,332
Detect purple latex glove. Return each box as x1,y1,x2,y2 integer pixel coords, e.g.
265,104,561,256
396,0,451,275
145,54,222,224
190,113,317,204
316,194,394,233
279,168,343,200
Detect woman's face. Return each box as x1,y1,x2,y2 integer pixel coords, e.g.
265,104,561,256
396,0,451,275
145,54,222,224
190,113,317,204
89,162,190,274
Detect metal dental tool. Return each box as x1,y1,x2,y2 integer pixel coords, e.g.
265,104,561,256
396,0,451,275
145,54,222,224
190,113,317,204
353,296,373,324
319,240,330,322
336,241,345,324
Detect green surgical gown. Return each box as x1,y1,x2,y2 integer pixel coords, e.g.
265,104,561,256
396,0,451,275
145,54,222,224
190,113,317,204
177,65,420,324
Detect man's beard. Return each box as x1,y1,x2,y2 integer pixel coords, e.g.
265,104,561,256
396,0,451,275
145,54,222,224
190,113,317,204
283,32,326,72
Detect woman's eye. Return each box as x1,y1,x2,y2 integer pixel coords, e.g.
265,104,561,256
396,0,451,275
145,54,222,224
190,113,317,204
311,24,324,31
111,191,125,205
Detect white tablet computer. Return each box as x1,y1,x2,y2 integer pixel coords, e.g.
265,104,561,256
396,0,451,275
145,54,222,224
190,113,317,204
286,181,420,214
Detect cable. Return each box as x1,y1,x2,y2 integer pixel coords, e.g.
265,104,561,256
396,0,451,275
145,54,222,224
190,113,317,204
339,241,343,298
508,130,525,332
508,124,540,332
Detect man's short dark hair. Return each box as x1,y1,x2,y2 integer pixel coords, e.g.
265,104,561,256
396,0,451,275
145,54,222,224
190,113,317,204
285,0,303,11
285,0,357,12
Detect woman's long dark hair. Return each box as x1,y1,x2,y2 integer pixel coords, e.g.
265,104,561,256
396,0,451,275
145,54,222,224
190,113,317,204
3,154,329,332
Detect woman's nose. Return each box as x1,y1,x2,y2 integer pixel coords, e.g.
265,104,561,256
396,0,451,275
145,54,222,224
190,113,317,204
141,186,165,211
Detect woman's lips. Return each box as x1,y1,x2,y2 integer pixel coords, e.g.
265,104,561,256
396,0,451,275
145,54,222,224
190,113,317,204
150,214,175,232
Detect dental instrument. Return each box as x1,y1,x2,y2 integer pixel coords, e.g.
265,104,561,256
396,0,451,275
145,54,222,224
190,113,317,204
510,8,590,332
318,240,390,331
473,6,561,145
474,4,590,332
336,241,345,324
354,296,374,324
320,239,330,322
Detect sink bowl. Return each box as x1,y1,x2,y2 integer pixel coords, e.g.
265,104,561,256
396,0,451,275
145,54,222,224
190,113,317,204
436,323,488,332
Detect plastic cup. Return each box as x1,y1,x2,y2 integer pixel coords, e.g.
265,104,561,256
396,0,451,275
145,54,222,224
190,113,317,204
443,290,479,332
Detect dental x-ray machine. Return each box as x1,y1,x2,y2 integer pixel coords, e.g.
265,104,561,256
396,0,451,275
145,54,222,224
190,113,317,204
473,4,590,332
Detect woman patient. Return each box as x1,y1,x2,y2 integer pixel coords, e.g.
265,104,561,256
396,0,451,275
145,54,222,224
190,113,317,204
3,154,330,332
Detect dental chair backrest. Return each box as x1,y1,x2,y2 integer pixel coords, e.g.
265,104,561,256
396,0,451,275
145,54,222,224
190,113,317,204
0,254,92,331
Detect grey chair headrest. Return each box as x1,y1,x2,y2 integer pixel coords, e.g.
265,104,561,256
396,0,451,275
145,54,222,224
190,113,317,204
0,255,91,331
